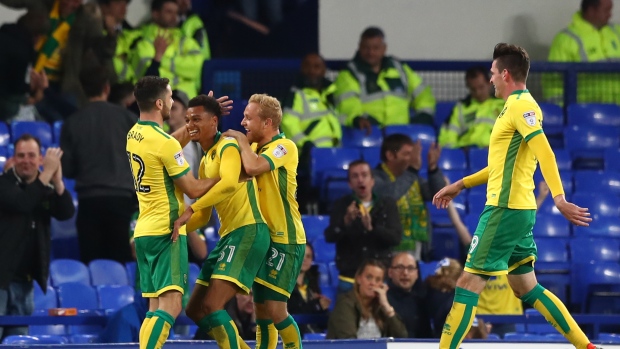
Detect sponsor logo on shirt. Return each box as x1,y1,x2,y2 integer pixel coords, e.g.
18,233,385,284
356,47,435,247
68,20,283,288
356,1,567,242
523,111,537,126
273,144,287,158
174,151,185,166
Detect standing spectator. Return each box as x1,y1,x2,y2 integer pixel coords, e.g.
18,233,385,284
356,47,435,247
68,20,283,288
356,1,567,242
108,82,137,110
130,0,203,98
177,0,211,61
0,10,49,122
326,260,406,339
60,65,137,264
438,66,504,149
544,0,620,104
0,135,74,340
334,26,436,130
288,243,330,335
373,134,445,261
386,252,432,338
324,160,401,293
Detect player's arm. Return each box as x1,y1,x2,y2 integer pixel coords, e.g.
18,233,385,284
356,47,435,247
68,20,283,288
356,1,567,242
173,172,220,199
186,207,212,234
463,167,489,188
432,167,488,209
222,130,271,176
190,144,242,212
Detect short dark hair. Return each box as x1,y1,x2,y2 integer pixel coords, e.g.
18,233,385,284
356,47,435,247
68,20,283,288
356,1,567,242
151,0,176,11
187,94,223,118
581,0,601,14
465,66,490,82
108,82,135,105
347,159,372,180
134,76,169,112
360,26,384,41
492,43,530,83
14,133,41,151
380,134,414,162
80,65,110,98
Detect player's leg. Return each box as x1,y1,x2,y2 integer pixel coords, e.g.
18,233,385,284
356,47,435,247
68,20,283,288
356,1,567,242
135,237,156,348
253,243,305,349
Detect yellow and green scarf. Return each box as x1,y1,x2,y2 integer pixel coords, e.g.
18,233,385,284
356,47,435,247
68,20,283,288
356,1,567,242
34,0,76,81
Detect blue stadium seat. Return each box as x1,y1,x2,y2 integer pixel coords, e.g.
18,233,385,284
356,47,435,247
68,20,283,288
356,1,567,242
11,121,53,147
53,121,63,145
441,170,466,187
569,238,620,264
301,215,330,242
57,283,98,310
567,103,620,127
532,214,570,237
34,283,58,311
384,124,436,144
316,263,331,290
553,149,572,171
599,333,620,343
574,262,620,313
360,146,381,168
434,101,456,129
574,171,620,196
427,194,466,227
29,322,67,336
0,122,9,146
310,147,360,187
486,333,501,341
537,194,568,216
50,259,90,286
304,333,326,340
3,335,68,345
605,148,620,172
69,334,99,344
533,169,573,194
503,332,550,341
525,308,556,334
431,227,462,260
572,193,620,218
565,125,619,169
124,262,137,287
328,262,339,288
539,103,565,127
312,237,335,264
464,214,479,234
97,285,134,312
324,181,351,209
438,149,467,171
89,259,128,286
188,262,200,294
573,216,620,238
535,238,569,272
544,333,569,342
418,260,439,281
341,126,383,148
51,210,77,239
0,146,7,170
467,192,486,217
468,148,488,172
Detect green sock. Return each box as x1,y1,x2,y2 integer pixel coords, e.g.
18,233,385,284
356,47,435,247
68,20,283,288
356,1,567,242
256,319,278,349
206,310,242,349
275,315,302,349
439,287,479,349
144,309,174,349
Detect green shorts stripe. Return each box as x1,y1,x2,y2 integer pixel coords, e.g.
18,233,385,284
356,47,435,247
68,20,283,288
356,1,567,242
254,242,305,300
135,234,189,297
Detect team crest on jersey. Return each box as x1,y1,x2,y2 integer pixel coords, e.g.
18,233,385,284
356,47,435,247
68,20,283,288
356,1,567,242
174,151,185,166
211,149,216,160
523,111,537,126
273,144,287,158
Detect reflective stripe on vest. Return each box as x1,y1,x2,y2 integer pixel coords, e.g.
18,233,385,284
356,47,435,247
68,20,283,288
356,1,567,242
562,28,588,62
293,87,333,122
346,61,407,104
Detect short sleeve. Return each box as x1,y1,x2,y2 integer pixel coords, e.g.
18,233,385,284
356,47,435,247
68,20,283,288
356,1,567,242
160,138,191,179
260,139,298,171
509,101,543,142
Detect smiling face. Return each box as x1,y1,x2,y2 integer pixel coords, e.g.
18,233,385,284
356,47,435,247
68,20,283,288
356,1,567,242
185,105,218,145
241,102,268,144
356,265,384,300
14,139,42,182
348,162,374,200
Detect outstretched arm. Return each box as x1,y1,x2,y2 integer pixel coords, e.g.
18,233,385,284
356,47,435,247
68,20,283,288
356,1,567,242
222,130,271,176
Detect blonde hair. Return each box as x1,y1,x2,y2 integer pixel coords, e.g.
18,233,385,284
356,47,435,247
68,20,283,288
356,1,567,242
248,93,282,129
426,258,462,292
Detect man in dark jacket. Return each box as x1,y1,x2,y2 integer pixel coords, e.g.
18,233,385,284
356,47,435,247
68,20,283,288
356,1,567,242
324,159,402,293
60,65,137,264
0,134,74,340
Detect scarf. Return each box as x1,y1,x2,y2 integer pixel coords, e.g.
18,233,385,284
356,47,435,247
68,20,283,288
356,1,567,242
34,0,76,81
380,164,429,249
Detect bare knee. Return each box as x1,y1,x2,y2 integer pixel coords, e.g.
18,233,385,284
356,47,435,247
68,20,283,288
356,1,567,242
157,291,183,318
264,300,288,324
455,272,487,295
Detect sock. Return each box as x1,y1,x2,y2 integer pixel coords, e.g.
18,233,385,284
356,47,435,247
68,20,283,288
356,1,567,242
206,310,244,349
521,284,590,349
439,287,479,349
138,311,155,349
143,309,174,349
256,319,278,349
275,315,302,349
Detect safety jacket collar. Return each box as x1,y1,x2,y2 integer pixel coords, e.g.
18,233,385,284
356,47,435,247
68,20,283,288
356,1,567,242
293,75,333,92
352,51,395,74
570,11,601,33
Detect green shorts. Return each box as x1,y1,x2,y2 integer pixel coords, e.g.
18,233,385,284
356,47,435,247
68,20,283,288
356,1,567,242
465,205,538,276
135,234,188,298
253,242,305,302
197,223,270,294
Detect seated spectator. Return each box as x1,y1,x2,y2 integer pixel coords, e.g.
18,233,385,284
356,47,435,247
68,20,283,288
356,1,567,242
288,243,330,335
425,258,462,337
386,252,432,338
324,160,401,293
438,66,504,149
326,260,407,339
194,292,257,341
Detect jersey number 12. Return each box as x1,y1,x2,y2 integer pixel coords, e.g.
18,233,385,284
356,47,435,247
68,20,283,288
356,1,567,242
127,151,151,193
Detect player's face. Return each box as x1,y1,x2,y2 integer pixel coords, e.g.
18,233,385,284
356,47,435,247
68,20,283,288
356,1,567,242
160,86,173,121
388,254,418,291
356,265,384,300
301,245,314,272
241,102,266,144
348,163,374,199
154,2,179,28
168,100,186,132
466,73,492,103
490,61,504,99
359,36,386,68
186,106,217,143
301,54,326,87
13,139,42,182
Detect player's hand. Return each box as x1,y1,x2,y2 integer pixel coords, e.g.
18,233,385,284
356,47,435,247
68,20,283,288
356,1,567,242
427,142,441,171
410,140,422,171
554,195,591,226
172,207,194,242
222,129,246,142
358,118,372,135
432,180,464,209
207,90,233,116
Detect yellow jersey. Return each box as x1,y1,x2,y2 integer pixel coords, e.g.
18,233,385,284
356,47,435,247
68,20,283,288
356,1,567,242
191,133,265,237
477,275,523,315
126,121,190,238
254,134,306,245
486,90,543,209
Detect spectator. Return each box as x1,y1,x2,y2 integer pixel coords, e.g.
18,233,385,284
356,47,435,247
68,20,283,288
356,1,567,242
326,259,407,339
424,258,462,337
60,65,137,264
0,10,49,122
130,0,203,98
177,0,211,61
0,135,74,340
108,81,136,109
288,243,330,335
386,252,432,338
94,0,133,84
194,292,257,341
324,160,401,292
334,26,436,131
544,0,620,104
438,66,504,149
372,134,445,261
